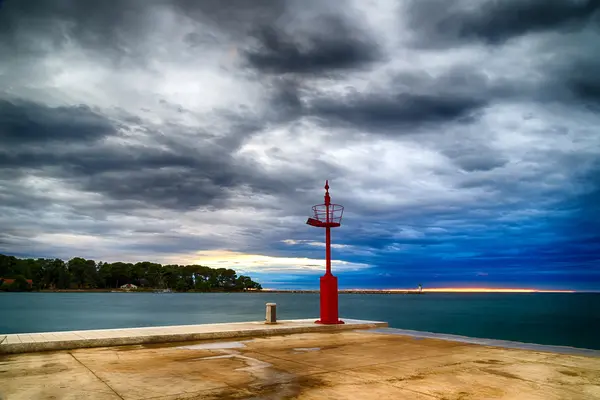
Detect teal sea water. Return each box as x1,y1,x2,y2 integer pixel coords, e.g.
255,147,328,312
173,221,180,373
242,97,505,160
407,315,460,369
1,292,599,350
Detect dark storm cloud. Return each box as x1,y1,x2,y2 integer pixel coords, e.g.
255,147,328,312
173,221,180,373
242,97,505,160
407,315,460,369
452,154,507,173
0,0,285,71
441,139,509,172
172,0,288,33
565,57,600,105
520,38,600,107
261,77,305,122
0,98,236,210
400,0,600,111
1,136,274,212
0,96,337,212
0,0,155,62
172,0,379,76
261,66,499,137
0,0,351,67
404,0,600,46
244,14,380,75
305,67,504,132
0,99,115,145
311,92,484,131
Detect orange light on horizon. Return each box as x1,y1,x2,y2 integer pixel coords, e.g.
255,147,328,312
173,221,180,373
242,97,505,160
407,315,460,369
420,287,576,293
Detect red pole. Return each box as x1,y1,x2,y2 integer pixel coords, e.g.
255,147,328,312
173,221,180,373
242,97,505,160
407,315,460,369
325,226,331,276
325,180,332,276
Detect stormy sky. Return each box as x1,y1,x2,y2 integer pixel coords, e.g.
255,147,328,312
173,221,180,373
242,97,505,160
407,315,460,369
1,0,599,290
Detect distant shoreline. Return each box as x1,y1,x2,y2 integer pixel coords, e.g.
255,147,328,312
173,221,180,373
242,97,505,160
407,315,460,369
35,289,253,293
33,289,421,294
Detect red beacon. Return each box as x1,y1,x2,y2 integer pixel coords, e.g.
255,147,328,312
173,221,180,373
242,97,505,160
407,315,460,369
306,180,345,324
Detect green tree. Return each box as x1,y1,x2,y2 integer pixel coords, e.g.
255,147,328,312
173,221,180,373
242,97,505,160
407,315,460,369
57,266,72,289
108,262,133,288
29,259,46,290
68,257,88,288
98,262,113,288
0,253,262,292
235,275,254,290
12,275,31,291
143,262,164,288
0,254,18,277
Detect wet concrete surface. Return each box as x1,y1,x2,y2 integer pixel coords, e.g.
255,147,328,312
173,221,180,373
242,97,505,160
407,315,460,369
0,319,387,355
1,330,599,399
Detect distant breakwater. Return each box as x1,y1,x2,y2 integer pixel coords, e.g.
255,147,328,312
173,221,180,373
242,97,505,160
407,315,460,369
259,290,424,294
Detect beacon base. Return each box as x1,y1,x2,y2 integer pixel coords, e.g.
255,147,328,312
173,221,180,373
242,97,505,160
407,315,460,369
315,273,344,325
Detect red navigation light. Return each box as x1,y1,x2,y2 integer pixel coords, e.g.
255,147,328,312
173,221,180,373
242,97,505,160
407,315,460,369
306,180,345,325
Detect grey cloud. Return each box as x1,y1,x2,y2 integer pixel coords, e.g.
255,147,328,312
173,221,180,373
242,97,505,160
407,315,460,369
452,154,508,173
0,98,116,145
244,14,381,75
79,163,257,211
565,57,600,105
0,0,307,59
262,77,305,122
182,31,219,48
404,0,600,47
1,140,272,212
441,139,509,173
305,68,499,132
0,99,231,209
0,0,286,70
172,0,287,32
0,0,155,61
523,33,600,107
459,0,599,44
401,0,600,111
0,97,336,213
310,92,484,131
123,232,228,255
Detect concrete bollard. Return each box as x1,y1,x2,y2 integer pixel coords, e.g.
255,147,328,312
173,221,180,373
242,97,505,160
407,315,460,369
265,303,277,324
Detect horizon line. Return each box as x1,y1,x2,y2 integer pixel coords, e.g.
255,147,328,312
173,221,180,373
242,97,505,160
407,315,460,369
261,287,586,293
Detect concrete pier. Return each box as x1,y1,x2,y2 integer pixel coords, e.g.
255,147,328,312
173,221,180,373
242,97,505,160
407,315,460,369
1,327,598,399
0,319,386,355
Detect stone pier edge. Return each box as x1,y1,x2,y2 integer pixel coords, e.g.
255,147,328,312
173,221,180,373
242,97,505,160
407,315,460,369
0,319,388,355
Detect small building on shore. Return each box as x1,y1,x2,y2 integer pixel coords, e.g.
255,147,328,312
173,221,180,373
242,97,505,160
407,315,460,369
120,283,138,291
0,277,33,289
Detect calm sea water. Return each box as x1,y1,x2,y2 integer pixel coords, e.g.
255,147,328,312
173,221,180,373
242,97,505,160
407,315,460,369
1,292,599,350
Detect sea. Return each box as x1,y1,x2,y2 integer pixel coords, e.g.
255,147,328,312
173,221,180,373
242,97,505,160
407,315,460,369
1,292,599,350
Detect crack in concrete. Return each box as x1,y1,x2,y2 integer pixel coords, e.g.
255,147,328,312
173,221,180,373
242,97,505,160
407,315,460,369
68,352,124,400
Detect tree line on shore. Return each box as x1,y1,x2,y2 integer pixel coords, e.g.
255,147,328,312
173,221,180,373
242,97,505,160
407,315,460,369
0,253,262,292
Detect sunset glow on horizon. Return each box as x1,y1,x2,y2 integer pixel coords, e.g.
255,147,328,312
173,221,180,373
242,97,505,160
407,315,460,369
419,288,576,293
